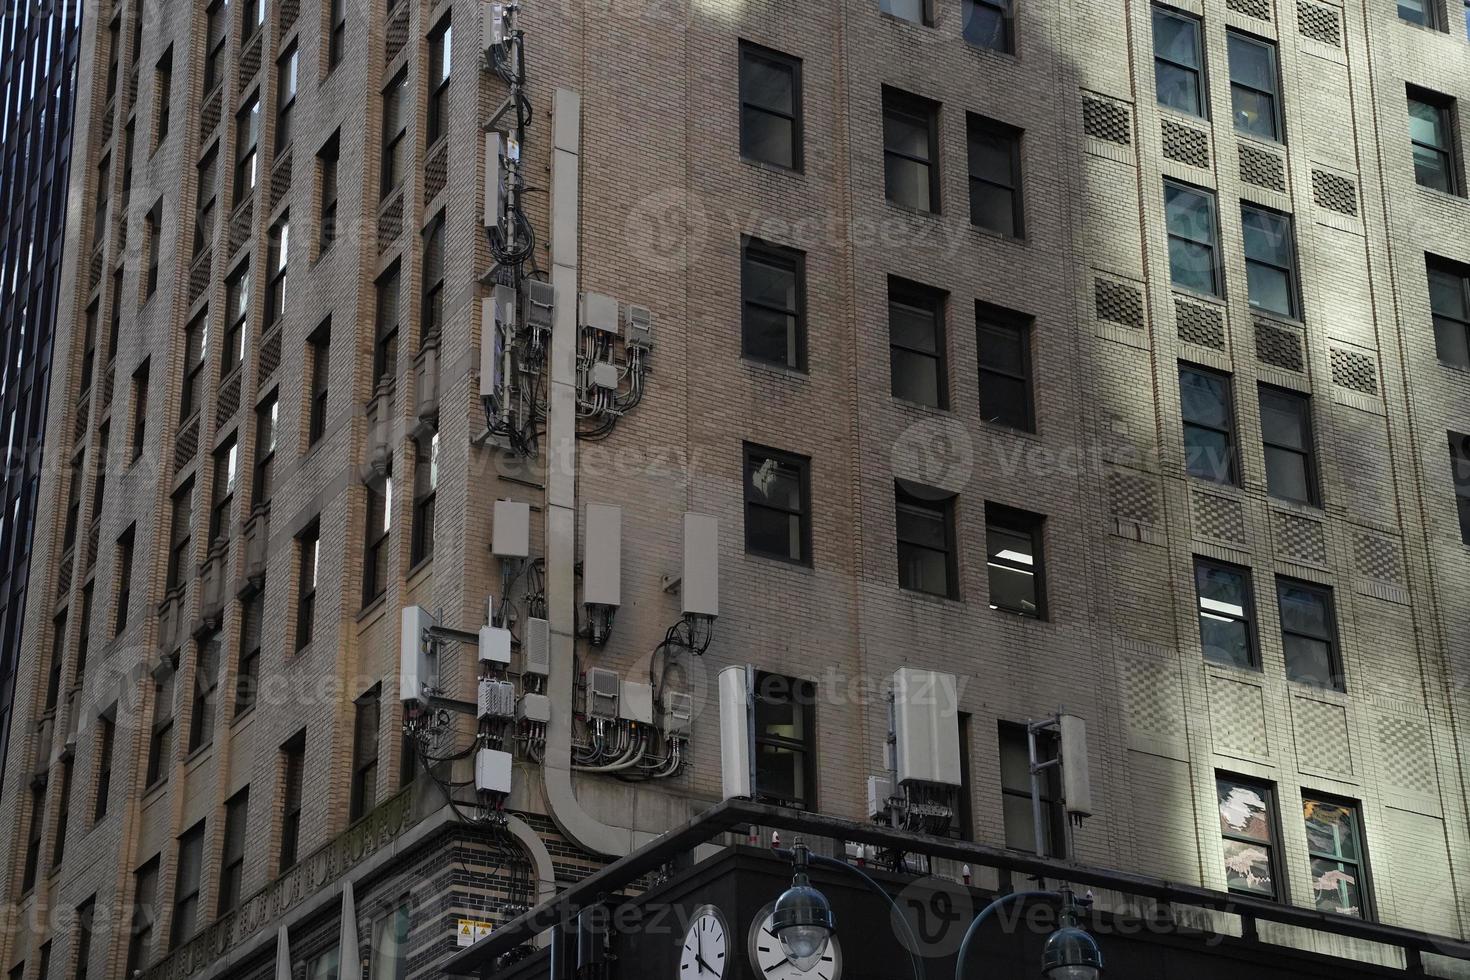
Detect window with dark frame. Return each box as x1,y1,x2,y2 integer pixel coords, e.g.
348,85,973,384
254,393,278,509
181,310,208,421
375,263,401,385
1195,557,1257,668
209,438,238,546
115,525,135,636
45,612,65,710
234,95,260,207
280,732,306,869
1154,6,1207,118
888,278,947,408
411,432,438,567
170,821,205,949
318,133,339,252
752,671,817,810
883,87,940,213
329,0,346,68
275,43,298,150
967,114,1024,237
422,215,445,342
195,147,218,256
94,711,115,822
963,0,1014,52
51,758,72,867
1428,255,1470,366
309,320,331,444
78,584,93,681
381,70,409,199
427,17,452,146
144,200,160,298
976,304,1034,431
1227,32,1282,141
218,787,249,915
1277,577,1341,690
236,587,263,715
743,444,812,565
896,482,957,598
106,17,120,103
80,303,99,392
741,238,806,370
76,896,95,980
223,266,250,374
739,41,802,171
880,0,929,25
1303,795,1372,919
1241,204,1298,317
265,215,289,331
296,523,318,651
131,358,149,461
93,155,111,251
188,636,219,752
1448,431,1470,544
93,422,110,519
999,723,1065,856
1260,386,1317,505
350,686,381,822
986,503,1046,618
370,904,411,979
1179,364,1238,485
145,670,174,787
21,784,43,891
1217,774,1283,900
242,0,266,41
1400,0,1443,28
1165,179,1220,296
363,473,392,607
203,0,227,92
125,857,159,977
1408,87,1459,194
155,47,172,147
166,478,194,592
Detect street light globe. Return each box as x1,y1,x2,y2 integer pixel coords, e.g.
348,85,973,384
1040,923,1103,980
772,841,835,972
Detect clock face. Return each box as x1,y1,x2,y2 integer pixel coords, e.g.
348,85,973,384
747,901,842,980
679,905,730,980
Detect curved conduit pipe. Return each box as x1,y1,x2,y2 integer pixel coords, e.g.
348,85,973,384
505,813,559,945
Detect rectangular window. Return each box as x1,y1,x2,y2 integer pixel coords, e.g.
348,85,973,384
427,18,452,145
236,588,263,715
166,478,194,592
421,216,444,342
1449,432,1470,543
170,821,205,948
889,278,947,407
739,42,802,170
209,439,238,546
275,43,299,150
76,897,95,980
309,320,331,443
1400,0,1443,28
976,304,1034,431
125,857,160,976
883,87,940,212
1218,775,1283,899
1303,795,1371,919
370,904,410,980
963,0,1014,52
265,216,289,331
1428,255,1470,366
1195,558,1257,668
308,948,341,980
146,672,174,787
1165,180,1220,295
743,444,812,564
1409,88,1459,194
195,147,218,256
1179,365,1237,485
297,523,318,650
242,0,266,41
1154,7,1206,117
1277,578,1341,690
93,422,111,519
280,732,306,869
986,504,1045,618
144,204,160,298
45,612,65,711
381,71,409,199
318,133,339,252
188,636,219,752
350,686,381,821
254,394,279,509
1241,204,1298,317
1260,386,1317,504
234,96,261,207
115,526,135,635
999,723,1066,855
363,475,392,606
1464,0,1470,37
329,0,346,69
203,0,227,91
93,155,111,251
154,47,172,146
80,587,95,682
131,358,149,461
218,787,249,914
741,238,806,370
181,310,208,421
80,303,99,393
223,267,250,374
22,785,43,891
896,482,957,598
94,712,116,822
107,17,121,102
967,115,1023,236
1228,32,1282,141
375,263,401,384
752,672,817,809
411,432,438,566
51,759,72,867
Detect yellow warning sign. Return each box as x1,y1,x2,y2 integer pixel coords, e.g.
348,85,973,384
457,918,494,947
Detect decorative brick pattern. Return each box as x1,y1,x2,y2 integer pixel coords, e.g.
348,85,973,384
239,33,263,87
1254,318,1304,372
426,141,449,203
189,250,212,306
1124,657,1185,741
1312,169,1358,216
175,416,199,471
259,327,282,382
1376,713,1436,795
88,247,103,292
1193,490,1246,544
1176,298,1226,349
73,397,89,443
1297,0,1342,45
84,520,99,573
230,198,254,257
378,191,404,254
99,102,114,145
1109,473,1160,524
279,0,299,33
1228,0,1272,19
56,551,73,596
1239,143,1287,192
216,371,242,428
1209,676,1269,759
1095,278,1145,329
271,151,293,213
1274,511,1328,565
1083,94,1131,145
385,1,412,63
201,87,223,139
1354,532,1405,584
1162,119,1210,168
100,364,115,412
1330,346,1378,394
1294,698,1353,777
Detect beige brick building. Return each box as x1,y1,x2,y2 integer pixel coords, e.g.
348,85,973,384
5,0,1470,976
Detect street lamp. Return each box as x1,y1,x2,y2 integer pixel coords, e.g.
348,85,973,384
771,840,836,971
955,888,1103,980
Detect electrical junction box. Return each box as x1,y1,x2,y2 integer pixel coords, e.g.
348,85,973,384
590,361,619,390
399,606,435,708
478,678,517,720
475,747,513,795
1059,714,1093,818
583,504,622,607
619,680,654,725
492,500,531,557
579,292,619,334
480,1,510,51
478,625,512,665
522,617,550,677
484,132,513,231
718,667,751,799
517,692,552,724
524,278,555,333
868,775,895,821
892,668,961,787
624,305,654,349
585,668,620,720
661,691,693,738
681,514,719,618
478,296,507,404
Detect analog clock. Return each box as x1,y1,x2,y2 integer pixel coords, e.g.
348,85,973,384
679,904,730,980
747,901,842,980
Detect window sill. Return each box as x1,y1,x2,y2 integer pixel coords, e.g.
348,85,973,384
740,356,810,381
1267,495,1324,518
962,39,1018,61
980,419,1041,442
884,198,942,220
1202,657,1265,680
969,222,1028,247
142,778,168,802
231,705,255,729
740,155,806,179
743,550,814,574
988,602,1046,623
1249,307,1304,331
1288,678,1348,702
357,592,389,622
898,585,964,607
406,555,434,583
1158,104,1212,130
184,742,214,769
1413,181,1469,203
877,10,933,29
1171,286,1227,307
891,395,951,416
1187,474,1246,497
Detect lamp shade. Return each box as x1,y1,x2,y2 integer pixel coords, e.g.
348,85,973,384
1040,924,1103,980
771,881,834,972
